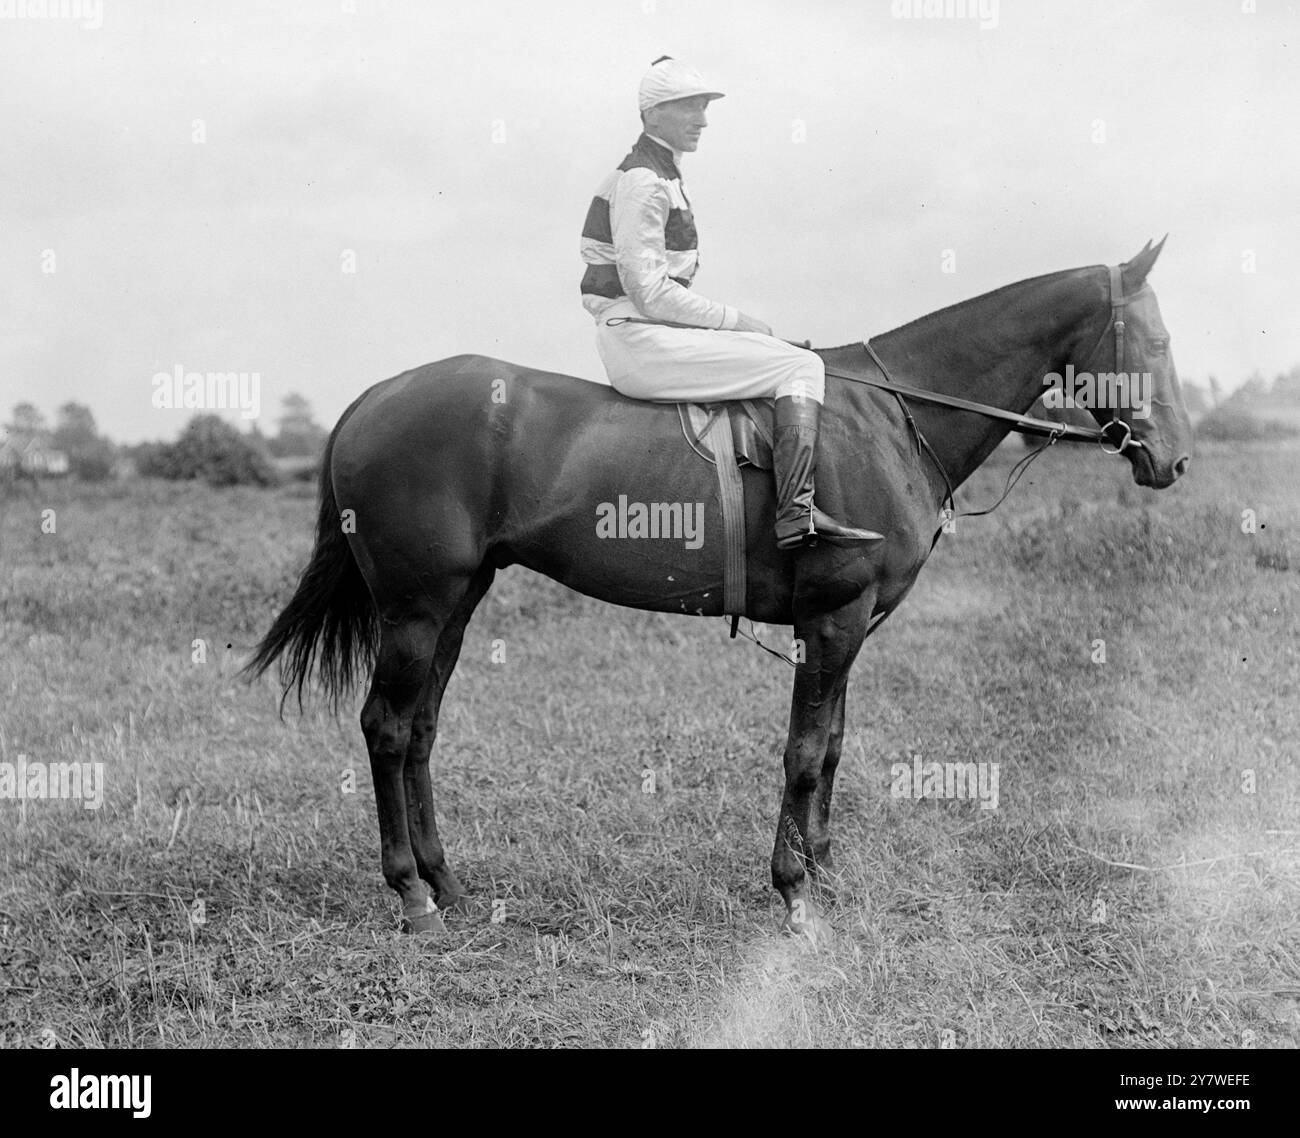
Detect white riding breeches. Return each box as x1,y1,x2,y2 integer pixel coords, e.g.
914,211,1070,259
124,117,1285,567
594,309,825,405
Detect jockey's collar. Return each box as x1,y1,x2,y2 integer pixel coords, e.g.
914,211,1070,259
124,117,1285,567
644,132,684,164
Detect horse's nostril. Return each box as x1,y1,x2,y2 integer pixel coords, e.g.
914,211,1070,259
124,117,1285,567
1173,455,1190,477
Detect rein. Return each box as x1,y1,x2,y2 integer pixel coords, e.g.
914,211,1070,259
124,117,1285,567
827,264,1146,527
838,264,1142,450
833,349,1108,444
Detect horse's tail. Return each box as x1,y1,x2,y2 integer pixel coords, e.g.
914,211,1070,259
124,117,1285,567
242,394,377,713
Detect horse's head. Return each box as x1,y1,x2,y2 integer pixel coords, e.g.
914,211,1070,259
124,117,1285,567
1079,238,1193,488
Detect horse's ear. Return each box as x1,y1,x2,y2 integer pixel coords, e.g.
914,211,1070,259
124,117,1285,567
1123,234,1167,291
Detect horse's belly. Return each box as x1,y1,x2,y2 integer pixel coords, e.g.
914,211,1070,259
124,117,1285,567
496,419,793,621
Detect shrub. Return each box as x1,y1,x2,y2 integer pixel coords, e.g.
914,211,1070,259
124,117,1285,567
69,438,118,482
1196,406,1299,442
135,415,277,487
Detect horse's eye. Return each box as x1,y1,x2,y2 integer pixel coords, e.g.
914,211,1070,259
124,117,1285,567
1150,338,1168,352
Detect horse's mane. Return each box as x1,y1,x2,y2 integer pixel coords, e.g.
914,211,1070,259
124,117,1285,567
822,264,1101,352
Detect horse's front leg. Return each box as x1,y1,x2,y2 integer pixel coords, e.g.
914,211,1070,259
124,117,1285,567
773,599,870,940
807,685,846,880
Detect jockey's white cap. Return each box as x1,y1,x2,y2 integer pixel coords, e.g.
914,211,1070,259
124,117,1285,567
637,56,725,112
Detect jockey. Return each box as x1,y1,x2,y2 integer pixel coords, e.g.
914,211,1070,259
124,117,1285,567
580,56,882,550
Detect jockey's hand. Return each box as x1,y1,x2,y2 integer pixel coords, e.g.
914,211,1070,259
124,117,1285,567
733,312,774,337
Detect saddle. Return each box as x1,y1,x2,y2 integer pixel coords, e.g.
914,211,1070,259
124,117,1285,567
675,399,775,618
676,398,774,472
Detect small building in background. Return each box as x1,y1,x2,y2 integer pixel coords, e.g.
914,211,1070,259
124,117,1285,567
0,434,70,476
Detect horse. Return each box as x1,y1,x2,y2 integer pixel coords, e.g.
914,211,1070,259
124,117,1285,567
245,238,1192,939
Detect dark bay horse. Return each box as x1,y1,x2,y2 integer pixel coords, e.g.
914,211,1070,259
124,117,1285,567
246,239,1192,938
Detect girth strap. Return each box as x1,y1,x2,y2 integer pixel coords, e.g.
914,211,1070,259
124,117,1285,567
699,409,747,615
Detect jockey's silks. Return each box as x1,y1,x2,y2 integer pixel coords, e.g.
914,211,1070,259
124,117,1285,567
579,132,740,332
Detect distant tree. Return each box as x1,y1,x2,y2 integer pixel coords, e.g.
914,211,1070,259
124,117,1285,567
277,393,317,435
129,440,170,476
1197,406,1299,442
1179,382,1210,419
52,402,97,448
1272,365,1300,399
71,444,117,481
51,401,116,481
5,402,48,441
136,414,277,487
270,393,328,458
1207,375,1222,407
1232,371,1268,403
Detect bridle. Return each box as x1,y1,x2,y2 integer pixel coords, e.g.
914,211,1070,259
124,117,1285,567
831,264,1147,456
821,263,1150,526
1071,264,1148,457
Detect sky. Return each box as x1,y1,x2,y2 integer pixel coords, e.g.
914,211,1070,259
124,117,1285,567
2,0,1297,443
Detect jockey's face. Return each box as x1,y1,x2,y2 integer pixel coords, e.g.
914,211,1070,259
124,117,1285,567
642,95,713,153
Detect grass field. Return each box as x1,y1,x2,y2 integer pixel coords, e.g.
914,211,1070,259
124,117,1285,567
1,440,1297,1048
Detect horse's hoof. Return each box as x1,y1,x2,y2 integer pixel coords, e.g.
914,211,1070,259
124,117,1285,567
436,891,472,914
401,911,447,935
780,911,833,944
400,897,447,935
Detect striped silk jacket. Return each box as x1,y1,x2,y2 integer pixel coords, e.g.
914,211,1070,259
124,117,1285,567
580,132,739,331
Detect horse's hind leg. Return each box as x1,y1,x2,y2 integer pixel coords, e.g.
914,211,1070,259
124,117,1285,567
360,614,444,934
402,565,495,913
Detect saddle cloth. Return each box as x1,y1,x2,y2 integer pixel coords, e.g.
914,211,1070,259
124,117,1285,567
674,399,776,618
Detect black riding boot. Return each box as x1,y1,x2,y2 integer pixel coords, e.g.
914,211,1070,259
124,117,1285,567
773,395,884,550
